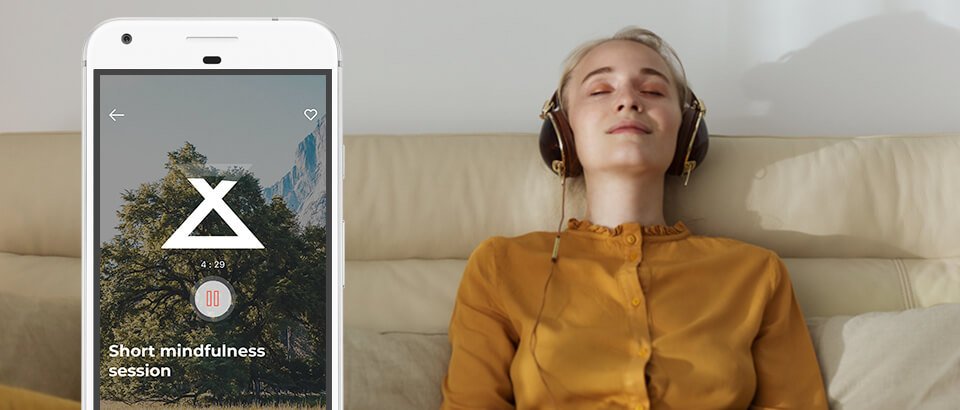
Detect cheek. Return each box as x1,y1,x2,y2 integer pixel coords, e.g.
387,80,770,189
570,116,602,168
657,107,683,145
568,109,604,158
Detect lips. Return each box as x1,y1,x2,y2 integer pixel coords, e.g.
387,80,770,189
606,120,652,135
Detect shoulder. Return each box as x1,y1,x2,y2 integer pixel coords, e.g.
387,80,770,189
685,233,785,280
685,233,776,257
464,232,555,282
470,231,555,260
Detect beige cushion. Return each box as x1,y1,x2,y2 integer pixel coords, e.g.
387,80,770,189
664,135,960,259
345,256,960,333
344,134,960,261
344,260,463,333
0,252,81,401
344,328,449,410
784,257,960,318
807,303,960,409
0,132,80,258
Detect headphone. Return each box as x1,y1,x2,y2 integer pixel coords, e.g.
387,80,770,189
538,88,709,185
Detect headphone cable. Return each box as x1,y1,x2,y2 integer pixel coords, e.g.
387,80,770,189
530,169,566,406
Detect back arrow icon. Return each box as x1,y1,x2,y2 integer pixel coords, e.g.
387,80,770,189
109,108,125,122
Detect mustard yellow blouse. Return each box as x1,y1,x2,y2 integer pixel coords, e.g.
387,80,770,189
441,218,827,410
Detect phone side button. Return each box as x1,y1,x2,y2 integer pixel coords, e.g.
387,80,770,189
340,219,345,288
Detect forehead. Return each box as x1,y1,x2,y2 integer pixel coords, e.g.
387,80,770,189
574,39,674,82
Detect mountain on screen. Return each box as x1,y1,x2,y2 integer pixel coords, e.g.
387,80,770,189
262,115,327,228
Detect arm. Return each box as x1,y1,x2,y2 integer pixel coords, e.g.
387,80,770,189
441,238,519,410
750,254,829,410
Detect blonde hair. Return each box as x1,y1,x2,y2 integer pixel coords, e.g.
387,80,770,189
557,27,691,110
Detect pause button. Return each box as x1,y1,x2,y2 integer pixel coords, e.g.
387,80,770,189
192,276,235,322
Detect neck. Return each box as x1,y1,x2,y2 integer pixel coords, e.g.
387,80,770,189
582,171,667,229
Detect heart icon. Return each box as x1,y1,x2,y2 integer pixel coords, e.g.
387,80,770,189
303,108,318,121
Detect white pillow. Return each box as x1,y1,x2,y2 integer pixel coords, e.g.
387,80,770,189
806,303,960,410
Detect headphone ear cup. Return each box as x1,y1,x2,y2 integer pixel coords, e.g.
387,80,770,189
539,108,582,178
669,104,709,176
539,115,563,174
688,117,709,168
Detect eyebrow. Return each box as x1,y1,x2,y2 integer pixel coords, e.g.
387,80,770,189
580,66,671,86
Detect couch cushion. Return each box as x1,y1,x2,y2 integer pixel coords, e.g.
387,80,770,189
344,260,464,332
344,133,565,261
344,256,960,332
0,252,81,401
785,257,960,317
666,134,960,259
344,328,449,410
344,133,960,261
343,133,960,327
0,132,80,258
807,303,960,409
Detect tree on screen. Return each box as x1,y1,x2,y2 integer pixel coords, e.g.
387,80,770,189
99,142,326,406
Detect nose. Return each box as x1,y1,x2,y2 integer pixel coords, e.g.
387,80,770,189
616,90,643,113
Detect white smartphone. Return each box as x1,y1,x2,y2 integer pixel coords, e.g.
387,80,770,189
82,18,342,409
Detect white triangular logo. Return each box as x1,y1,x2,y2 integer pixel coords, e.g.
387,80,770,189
161,178,264,249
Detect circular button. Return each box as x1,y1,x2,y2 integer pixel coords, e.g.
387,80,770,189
639,345,650,356
626,234,637,244
192,276,235,322
631,297,642,307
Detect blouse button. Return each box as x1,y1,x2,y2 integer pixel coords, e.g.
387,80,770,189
631,297,641,307
626,234,637,244
638,345,650,356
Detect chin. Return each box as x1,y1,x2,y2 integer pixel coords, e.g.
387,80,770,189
590,156,669,176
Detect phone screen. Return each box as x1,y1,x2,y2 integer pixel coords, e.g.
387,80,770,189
94,70,331,408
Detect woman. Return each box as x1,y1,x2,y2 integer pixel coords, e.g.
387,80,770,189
441,27,827,409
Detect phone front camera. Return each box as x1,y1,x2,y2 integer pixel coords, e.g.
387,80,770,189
121,33,133,45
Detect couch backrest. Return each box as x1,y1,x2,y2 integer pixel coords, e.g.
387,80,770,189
0,132,81,259
664,134,960,259
6,132,954,329
343,133,960,332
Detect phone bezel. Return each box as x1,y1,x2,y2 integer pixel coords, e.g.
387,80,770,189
81,18,343,410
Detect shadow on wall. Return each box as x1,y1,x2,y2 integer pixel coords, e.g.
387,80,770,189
664,135,925,260
661,11,960,260
731,11,960,136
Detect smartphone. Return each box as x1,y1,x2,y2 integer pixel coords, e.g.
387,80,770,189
82,18,342,409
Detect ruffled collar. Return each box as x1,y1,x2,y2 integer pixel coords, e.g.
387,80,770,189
566,217,690,240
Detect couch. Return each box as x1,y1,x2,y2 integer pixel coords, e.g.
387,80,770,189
0,132,81,408
4,131,958,408
342,133,960,409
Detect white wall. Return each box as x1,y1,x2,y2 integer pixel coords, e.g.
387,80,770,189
2,0,959,136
